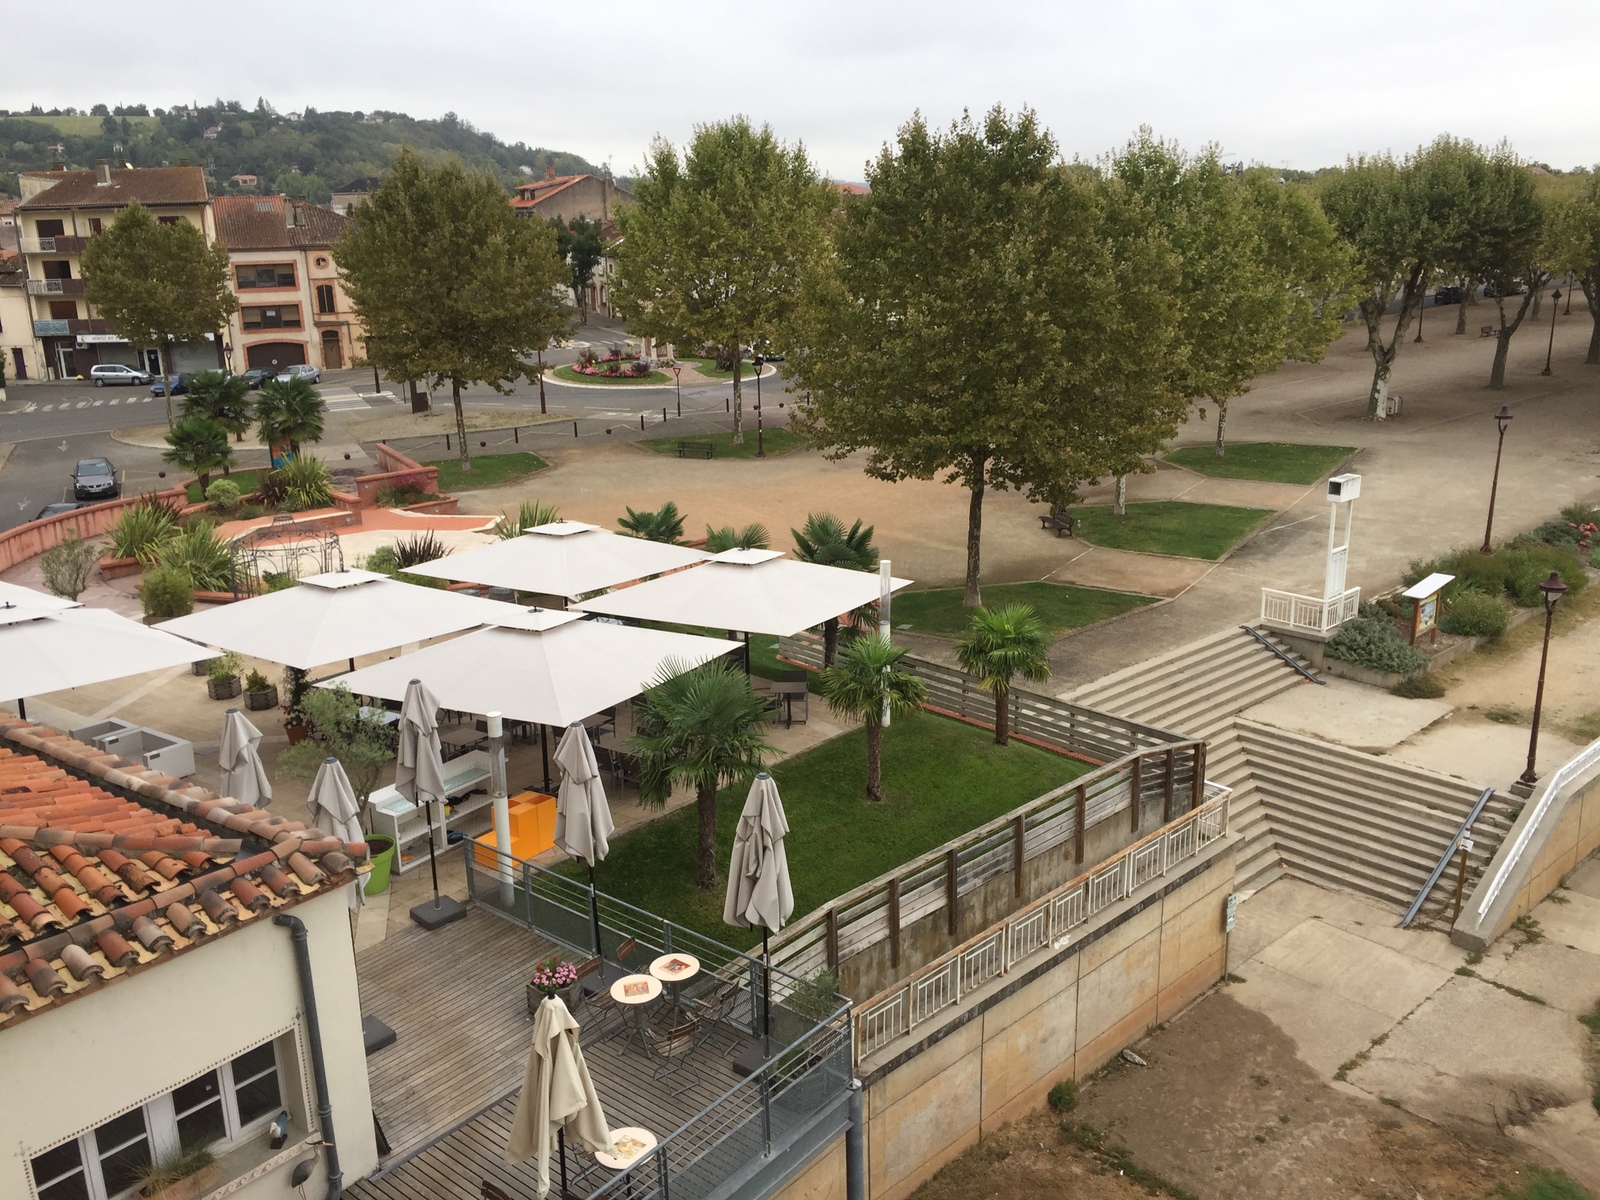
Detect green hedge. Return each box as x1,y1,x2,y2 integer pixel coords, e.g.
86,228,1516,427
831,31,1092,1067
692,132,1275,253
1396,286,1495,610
1326,617,1427,674
1440,591,1511,638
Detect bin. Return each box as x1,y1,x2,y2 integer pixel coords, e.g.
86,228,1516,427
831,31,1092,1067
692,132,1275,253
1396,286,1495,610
364,835,396,895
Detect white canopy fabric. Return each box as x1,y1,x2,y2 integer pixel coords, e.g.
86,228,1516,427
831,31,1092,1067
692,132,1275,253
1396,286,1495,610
320,618,739,728
0,605,218,704
219,708,272,808
575,550,912,637
505,995,613,1194
307,756,364,845
155,568,523,671
0,582,79,612
554,723,613,868
406,520,710,600
723,773,794,934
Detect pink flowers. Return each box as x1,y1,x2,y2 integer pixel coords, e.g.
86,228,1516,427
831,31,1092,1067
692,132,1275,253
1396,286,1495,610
531,956,578,992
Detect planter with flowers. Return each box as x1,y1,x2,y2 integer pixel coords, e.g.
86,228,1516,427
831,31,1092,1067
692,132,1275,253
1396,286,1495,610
525,956,580,1015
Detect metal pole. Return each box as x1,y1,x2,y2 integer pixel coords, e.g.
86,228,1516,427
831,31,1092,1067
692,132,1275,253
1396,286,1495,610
1518,599,1557,789
588,862,605,975
879,559,892,729
488,712,512,907
540,723,552,792
537,348,547,414
846,1081,865,1200
762,925,772,1060
1482,416,1510,554
754,357,765,457
1542,289,1561,375
1452,844,1468,922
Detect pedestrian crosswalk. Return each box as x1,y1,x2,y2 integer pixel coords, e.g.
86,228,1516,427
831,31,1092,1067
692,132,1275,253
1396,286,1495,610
19,395,160,413
1,389,399,416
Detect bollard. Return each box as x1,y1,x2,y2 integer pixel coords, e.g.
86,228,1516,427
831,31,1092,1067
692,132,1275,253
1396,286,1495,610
445,433,451,451
514,426,519,444
726,397,730,412
640,414,645,431
573,421,579,438
662,407,667,424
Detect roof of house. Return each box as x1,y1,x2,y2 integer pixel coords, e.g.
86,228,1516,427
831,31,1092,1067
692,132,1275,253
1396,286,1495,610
510,173,588,209
831,182,870,196
334,177,383,195
17,166,209,210
212,195,353,250
0,716,368,1028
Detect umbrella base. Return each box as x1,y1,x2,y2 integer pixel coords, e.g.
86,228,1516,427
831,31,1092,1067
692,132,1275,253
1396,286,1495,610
361,1015,397,1056
409,895,468,930
731,1042,770,1078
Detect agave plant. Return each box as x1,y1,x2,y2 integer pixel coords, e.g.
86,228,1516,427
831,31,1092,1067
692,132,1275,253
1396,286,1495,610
618,501,685,544
276,456,334,512
493,498,561,540
155,521,236,592
393,531,447,569
108,495,182,563
704,522,771,553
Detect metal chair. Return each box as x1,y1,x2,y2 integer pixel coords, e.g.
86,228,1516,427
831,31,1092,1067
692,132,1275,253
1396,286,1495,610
686,979,744,1056
645,1019,703,1095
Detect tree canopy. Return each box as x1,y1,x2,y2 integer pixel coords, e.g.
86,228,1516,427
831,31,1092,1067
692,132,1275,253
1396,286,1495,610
552,217,606,325
336,148,572,470
611,117,834,443
1544,168,1600,365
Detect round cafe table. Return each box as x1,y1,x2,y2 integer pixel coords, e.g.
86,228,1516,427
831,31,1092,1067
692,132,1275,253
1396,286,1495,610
649,952,701,1013
595,1125,657,1171
610,974,662,1054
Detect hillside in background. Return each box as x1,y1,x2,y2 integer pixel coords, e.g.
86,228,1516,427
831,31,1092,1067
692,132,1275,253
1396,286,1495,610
0,99,601,199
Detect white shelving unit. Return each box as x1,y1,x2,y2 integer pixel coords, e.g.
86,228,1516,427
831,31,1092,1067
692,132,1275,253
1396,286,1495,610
367,750,494,873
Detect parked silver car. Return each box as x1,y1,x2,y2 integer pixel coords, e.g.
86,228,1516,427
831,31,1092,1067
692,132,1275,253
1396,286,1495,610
89,363,153,387
275,363,321,384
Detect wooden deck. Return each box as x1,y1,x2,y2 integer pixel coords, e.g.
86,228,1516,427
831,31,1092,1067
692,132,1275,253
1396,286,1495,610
351,907,756,1199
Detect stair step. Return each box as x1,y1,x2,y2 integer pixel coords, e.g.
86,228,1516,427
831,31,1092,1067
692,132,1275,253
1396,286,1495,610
1116,658,1310,733
1241,753,1509,836
1267,827,1427,904
1068,627,1250,703
1260,797,1495,882
1244,762,1493,843
1077,646,1298,723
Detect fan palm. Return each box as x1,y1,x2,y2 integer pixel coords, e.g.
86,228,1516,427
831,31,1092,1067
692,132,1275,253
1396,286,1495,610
162,417,233,492
255,376,326,457
953,604,1051,746
631,659,773,889
182,371,254,442
618,501,686,545
817,636,928,802
791,512,879,664
704,522,770,553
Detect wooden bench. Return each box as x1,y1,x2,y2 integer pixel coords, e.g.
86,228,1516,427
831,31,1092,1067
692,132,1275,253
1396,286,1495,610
1039,509,1076,538
677,440,715,459
1480,325,1495,338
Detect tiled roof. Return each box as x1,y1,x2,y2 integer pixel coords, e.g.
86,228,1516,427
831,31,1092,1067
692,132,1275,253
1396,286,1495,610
831,182,870,195
334,177,382,194
17,166,209,210
0,716,368,1027
212,195,353,250
509,174,587,210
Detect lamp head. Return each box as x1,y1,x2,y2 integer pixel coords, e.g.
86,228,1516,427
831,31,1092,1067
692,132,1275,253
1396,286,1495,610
1494,405,1513,433
1539,570,1568,611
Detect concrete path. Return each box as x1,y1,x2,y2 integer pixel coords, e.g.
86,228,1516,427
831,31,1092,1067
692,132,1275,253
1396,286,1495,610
1242,676,1452,752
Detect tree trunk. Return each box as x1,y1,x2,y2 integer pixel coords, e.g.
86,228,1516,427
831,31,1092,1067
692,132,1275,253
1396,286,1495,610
865,719,882,803
1587,311,1600,366
197,472,211,492
1113,475,1127,516
994,687,1010,747
823,617,839,667
1364,317,1396,421
1489,330,1513,389
695,782,718,889
730,341,744,445
1585,272,1600,365
1214,402,1227,456
963,458,987,609
452,376,471,472
1456,291,1469,335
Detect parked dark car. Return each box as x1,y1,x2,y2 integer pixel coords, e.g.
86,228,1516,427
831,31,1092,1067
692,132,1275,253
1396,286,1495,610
1434,285,1463,306
150,373,195,397
71,458,119,501
1482,281,1526,299
35,501,89,520
241,368,271,389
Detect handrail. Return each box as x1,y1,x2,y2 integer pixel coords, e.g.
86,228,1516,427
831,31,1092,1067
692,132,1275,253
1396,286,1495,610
1239,625,1324,685
1474,738,1600,920
1400,786,1494,928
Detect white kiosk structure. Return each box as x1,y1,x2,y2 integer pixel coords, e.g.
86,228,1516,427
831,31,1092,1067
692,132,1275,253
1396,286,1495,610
1260,473,1363,635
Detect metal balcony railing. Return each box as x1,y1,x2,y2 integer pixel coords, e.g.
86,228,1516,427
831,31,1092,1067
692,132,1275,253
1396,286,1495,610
26,278,86,296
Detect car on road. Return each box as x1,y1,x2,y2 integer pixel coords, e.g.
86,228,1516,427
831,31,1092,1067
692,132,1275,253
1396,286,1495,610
150,373,195,396
241,368,271,389
275,364,321,385
71,457,119,501
1434,285,1463,306
89,363,153,387
1482,281,1526,299
35,501,90,520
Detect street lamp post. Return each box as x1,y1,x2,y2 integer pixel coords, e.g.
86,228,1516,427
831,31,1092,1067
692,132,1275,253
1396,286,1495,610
670,364,682,417
1481,406,1513,554
752,355,765,458
1515,571,1569,795
536,348,547,414
1566,272,1574,316
1542,289,1562,376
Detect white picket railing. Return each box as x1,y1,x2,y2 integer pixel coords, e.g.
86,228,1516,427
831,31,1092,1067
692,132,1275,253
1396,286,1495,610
1260,586,1360,635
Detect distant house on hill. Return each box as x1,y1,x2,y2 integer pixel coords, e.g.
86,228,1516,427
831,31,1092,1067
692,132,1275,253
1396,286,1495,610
330,176,382,216
230,173,259,188
509,167,633,226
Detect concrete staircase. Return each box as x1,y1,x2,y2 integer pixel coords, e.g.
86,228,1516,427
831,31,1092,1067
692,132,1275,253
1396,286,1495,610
1067,626,1513,923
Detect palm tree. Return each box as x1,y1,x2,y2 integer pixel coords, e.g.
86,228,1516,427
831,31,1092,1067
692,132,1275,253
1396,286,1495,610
953,604,1051,746
255,376,326,457
182,371,254,443
704,522,770,553
162,417,233,492
817,636,927,802
493,498,561,540
618,501,686,544
631,659,772,889
791,512,878,665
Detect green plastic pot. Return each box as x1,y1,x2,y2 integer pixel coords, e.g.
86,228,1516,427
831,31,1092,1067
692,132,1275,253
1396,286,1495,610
364,834,396,895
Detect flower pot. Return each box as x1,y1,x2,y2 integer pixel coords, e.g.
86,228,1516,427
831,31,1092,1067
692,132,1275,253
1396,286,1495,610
244,686,279,712
364,835,395,895
206,675,242,700
284,721,310,745
526,981,563,1016
140,1163,221,1200
191,660,209,677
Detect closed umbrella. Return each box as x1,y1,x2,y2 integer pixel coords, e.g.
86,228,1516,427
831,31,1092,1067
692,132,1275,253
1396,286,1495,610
307,756,364,910
555,722,615,975
397,678,462,929
723,772,794,1057
505,994,614,1197
218,708,272,808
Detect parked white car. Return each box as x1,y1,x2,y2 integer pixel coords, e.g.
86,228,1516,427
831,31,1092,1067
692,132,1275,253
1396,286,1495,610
89,363,153,387
275,364,321,384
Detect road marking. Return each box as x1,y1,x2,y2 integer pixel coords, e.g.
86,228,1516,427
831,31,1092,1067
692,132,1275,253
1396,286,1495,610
109,398,121,405
76,401,89,408
91,400,103,406
40,404,54,412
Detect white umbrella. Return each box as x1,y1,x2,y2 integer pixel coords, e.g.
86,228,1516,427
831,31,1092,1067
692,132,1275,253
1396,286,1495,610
407,519,709,600
397,678,457,926
555,723,614,973
0,582,78,611
724,772,794,1056
306,755,363,844
218,708,272,808
505,995,613,1196
0,604,217,719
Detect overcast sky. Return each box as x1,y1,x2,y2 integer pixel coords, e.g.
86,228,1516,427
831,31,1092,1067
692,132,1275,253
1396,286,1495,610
9,0,1600,179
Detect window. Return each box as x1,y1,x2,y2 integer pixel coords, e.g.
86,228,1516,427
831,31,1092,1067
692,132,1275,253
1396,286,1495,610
35,219,66,238
89,217,103,235
236,264,296,289
29,1044,284,1200
315,284,335,314
49,300,79,320
241,305,301,330
158,216,180,226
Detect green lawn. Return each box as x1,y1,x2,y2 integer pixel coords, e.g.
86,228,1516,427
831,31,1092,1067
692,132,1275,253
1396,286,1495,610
186,468,268,503
638,427,808,459
567,709,1090,947
1165,442,1356,485
1070,501,1274,560
425,452,546,492
685,358,760,380
553,364,673,386
892,581,1156,638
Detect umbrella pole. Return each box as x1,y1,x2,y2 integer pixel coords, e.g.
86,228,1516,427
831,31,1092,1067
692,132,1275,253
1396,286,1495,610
743,631,751,676
540,724,552,792
558,1127,568,1197
588,863,604,977
425,799,442,904
762,925,771,1059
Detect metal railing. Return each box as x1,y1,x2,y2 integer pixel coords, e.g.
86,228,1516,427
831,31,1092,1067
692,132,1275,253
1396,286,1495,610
26,277,86,296
1473,738,1600,922
1260,586,1361,634
852,788,1230,1065
21,236,87,254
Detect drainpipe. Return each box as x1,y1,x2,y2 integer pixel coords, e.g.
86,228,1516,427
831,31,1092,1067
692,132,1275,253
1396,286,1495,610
846,1078,864,1200
274,914,344,1199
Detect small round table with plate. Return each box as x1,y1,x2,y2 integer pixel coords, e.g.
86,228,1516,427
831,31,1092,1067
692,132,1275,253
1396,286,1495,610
596,1125,657,1196
649,952,700,1010
610,973,662,1054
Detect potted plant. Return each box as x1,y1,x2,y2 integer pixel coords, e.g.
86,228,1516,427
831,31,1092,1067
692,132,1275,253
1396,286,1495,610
140,564,194,624
243,668,279,711
204,650,242,700
282,665,311,743
134,1144,220,1200
526,955,579,1015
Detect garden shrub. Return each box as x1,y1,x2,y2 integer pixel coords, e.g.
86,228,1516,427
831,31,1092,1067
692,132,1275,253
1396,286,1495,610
141,565,194,619
375,483,442,508
1326,617,1427,674
40,534,99,600
155,521,235,591
1440,591,1511,638
1392,673,1446,699
108,495,181,562
277,456,334,512
1048,1079,1080,1113
1407,543,1586,608
205,478,242,513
